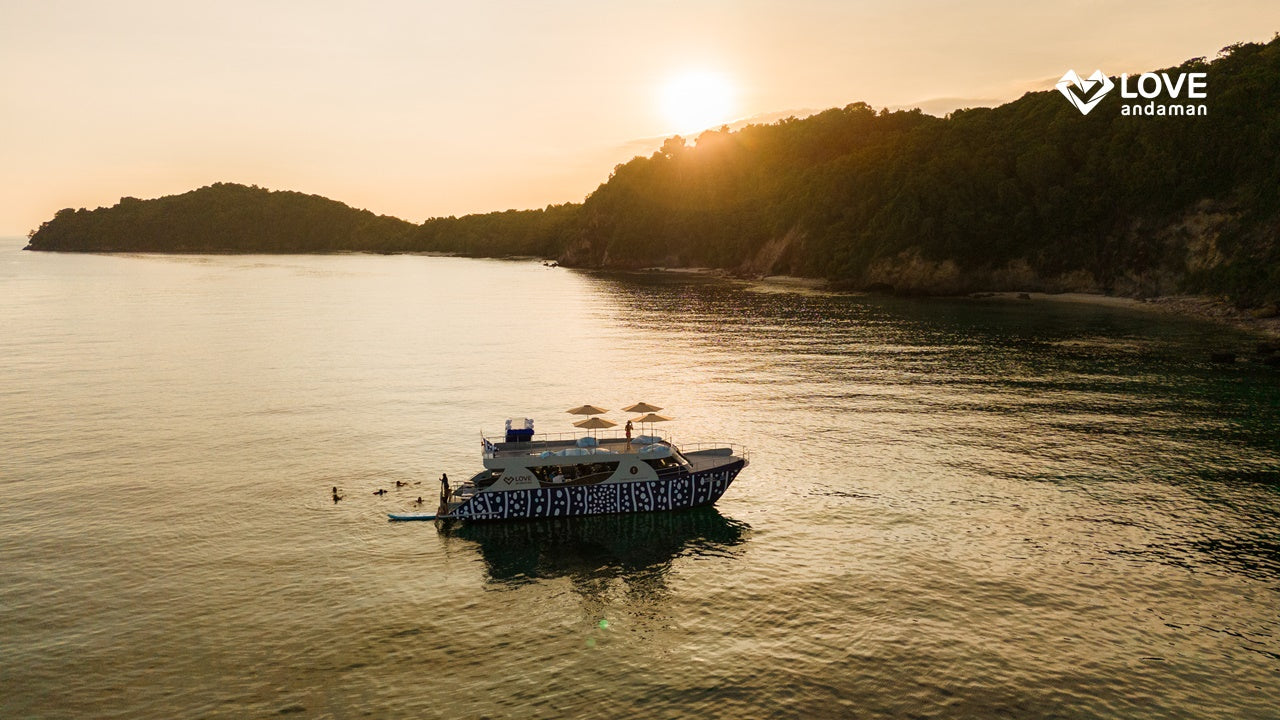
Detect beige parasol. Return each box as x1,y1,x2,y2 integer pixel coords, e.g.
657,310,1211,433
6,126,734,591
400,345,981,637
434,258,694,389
566,404,609,416
573,416,617,440
622,402,663,414
630,412,671,439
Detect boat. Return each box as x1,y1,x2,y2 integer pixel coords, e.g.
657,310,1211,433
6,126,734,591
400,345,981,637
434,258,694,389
401,418,748,522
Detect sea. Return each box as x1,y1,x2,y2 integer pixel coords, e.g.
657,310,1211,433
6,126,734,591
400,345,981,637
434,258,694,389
2,238,1278,719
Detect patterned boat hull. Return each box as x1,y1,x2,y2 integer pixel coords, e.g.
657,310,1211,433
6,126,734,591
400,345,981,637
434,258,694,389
447,458,746,521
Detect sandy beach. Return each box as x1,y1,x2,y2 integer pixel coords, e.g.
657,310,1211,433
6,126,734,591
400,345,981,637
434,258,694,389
978,291,1280,338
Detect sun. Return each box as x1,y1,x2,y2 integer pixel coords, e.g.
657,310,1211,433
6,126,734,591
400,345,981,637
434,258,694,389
660,71,736,134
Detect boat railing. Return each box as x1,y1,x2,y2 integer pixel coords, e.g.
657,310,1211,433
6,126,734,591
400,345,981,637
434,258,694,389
677,442,750,462
482,428,665,457
483,428,633,443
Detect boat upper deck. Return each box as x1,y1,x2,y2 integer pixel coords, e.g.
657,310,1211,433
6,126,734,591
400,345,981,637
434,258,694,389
483,432,664,460
481,430,748,469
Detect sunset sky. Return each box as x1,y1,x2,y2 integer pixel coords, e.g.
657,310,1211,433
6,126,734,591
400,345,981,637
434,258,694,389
2,1,1278,236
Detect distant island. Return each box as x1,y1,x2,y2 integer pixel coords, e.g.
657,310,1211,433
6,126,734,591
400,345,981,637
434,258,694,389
26,36,1279,309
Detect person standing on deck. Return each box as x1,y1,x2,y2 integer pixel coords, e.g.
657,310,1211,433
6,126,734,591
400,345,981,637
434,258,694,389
625,420,633,450
440,473,450,502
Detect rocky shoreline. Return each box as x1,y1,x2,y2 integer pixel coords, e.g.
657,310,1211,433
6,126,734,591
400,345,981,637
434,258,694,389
625,265,1280,342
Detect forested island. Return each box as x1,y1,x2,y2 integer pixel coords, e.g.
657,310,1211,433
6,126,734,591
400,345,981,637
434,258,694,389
26,36,1280,307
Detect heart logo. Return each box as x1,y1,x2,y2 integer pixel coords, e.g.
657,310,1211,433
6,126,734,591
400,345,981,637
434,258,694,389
1056,69,1114,115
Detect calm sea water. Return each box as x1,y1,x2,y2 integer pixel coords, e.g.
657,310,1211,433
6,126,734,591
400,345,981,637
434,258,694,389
2,238,1278,719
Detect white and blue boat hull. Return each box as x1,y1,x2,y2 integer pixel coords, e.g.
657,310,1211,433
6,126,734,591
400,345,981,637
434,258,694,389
446,459,745,522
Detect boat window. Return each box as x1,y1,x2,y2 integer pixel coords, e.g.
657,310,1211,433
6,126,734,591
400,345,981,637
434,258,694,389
530,465,568,482
644,457,685,477
532,462,619,485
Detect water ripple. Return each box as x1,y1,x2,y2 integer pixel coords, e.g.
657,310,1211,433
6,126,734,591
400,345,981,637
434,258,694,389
1,250,1278,718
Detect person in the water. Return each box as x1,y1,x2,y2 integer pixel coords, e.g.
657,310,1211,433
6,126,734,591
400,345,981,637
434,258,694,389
373,488,387,496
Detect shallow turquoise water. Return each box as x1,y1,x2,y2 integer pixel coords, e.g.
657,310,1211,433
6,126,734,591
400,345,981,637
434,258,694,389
2,241,1278,718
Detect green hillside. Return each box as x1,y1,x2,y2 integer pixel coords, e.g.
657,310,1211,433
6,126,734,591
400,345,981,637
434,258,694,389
565,37,1280,304
26,36,1280,305
25,183,418,253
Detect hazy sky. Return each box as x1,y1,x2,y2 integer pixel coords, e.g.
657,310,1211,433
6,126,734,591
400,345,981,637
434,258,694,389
2,1,1278,235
